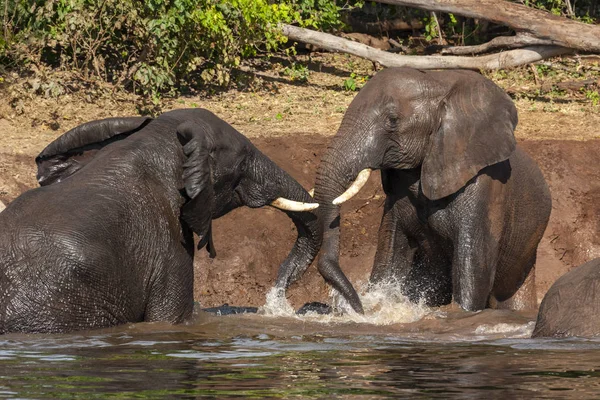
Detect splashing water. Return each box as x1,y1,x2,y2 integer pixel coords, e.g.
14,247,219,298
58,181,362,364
259,287,295,316
474,321,536,337
261,280,430,325
316,280,431,325
259,282,534,341
351,281,430,325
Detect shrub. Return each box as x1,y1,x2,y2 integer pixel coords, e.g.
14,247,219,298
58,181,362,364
0,0,344,100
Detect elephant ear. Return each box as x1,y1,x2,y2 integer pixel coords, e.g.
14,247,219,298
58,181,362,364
420,78,517,200
35,117,152,186
176,120,217,257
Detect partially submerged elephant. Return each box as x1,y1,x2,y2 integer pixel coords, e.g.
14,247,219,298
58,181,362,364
533,258,600,338
308,67,551,314
0,108,340,333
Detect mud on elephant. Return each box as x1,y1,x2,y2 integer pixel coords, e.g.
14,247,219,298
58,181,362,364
0,108,323,333
308,67,552,314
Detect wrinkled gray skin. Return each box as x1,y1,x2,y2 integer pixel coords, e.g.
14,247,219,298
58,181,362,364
533,258,600,338
0,108,320,333
310,68,552,314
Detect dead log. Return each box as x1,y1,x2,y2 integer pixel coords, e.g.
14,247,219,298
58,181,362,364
372,0,600,53
441,34,554,55
280,24,572,70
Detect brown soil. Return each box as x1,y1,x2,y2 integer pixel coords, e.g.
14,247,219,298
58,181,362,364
1,52,598,310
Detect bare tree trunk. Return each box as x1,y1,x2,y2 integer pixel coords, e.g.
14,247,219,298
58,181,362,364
564,0,574,17
372,0,600,53
280,24,572,71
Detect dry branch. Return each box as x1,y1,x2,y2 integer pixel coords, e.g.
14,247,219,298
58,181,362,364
372,0,600,53
440,34,555,55
280,24,572,70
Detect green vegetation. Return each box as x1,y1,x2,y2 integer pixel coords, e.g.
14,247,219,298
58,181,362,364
0,0,345,101
0,0,598,102
584,89,600,106
342,72,368,92
282,62,310,82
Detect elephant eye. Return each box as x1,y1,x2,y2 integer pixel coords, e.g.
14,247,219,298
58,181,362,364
386,116,399,131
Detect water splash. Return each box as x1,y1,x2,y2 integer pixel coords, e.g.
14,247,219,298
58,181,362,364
259,287,295,316
296,280,431,326
474,321,535,338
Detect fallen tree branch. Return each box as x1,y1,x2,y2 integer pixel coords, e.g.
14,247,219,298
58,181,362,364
281,24,572,70
440,34,554,55
388,38,410,53
372,0,600,53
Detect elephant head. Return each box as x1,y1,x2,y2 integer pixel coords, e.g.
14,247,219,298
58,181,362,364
311,67,518,314
162,109,322,290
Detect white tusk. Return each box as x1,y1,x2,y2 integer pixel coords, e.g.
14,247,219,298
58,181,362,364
332,168,372,205
271,197,319,211
0,200,5,213
308,188,315,197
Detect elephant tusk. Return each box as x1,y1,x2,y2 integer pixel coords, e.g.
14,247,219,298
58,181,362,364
332,168,372,205
271,197,319,212
308,188,315,197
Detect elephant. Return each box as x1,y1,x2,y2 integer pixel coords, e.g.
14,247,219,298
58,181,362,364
0,108,335,333
532,258,600,338
308,67,552,314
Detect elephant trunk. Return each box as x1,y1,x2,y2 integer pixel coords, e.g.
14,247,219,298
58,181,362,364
312,129,379,314
248,152,321,292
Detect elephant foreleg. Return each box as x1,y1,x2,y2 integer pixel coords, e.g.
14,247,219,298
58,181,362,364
145,253,194,324
370,196,416,285
452,222,501,312
490,253,537,310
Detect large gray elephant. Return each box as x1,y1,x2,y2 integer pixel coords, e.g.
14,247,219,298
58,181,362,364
309,67,552,314
0,108,331,333
533,258,600,338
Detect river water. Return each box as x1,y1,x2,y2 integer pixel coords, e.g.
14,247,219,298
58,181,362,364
2,287,600,399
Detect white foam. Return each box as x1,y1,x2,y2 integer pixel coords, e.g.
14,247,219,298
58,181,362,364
327,281,430,325
261,281,431,326
474,321,535,338
259,287,295,316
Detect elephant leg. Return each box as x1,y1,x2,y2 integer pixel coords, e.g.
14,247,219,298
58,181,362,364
490,253,537,311
370,196,416,285
145,251,194,324
452,219,501,312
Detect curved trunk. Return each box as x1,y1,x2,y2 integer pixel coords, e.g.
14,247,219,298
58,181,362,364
313,131,378,314
249,152,321,293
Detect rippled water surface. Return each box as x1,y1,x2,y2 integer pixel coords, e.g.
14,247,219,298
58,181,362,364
2,304,600,399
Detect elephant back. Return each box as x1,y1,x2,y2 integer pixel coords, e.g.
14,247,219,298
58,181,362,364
533,258,600,337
